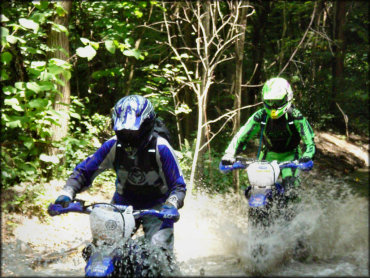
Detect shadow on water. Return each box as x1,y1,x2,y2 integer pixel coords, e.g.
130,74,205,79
344,167,369,197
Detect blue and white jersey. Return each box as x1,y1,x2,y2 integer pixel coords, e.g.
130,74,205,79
62,135,186,209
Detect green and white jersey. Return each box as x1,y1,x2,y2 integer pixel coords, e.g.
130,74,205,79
224,107,315,159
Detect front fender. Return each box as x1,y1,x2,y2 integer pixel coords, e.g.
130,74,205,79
85,253,115,277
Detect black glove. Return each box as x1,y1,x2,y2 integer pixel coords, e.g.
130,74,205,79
221,153,235,165
298,157,311,163
54,195,72,208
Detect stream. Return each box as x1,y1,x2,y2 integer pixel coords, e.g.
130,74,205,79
1,168,369,277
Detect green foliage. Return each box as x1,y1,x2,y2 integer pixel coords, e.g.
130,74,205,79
1,182,54,220
1,0,368,217
1,1,73,188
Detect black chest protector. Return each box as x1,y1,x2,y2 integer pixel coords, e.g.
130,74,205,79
262,109,301,153
113,136,166,200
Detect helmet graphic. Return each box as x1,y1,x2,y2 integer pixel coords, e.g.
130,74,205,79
112,95,156,146
262,77,293,119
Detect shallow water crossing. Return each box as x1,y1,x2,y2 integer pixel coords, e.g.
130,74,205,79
2,173,368,276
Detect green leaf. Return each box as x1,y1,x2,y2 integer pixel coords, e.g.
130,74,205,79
72,99,85,107
90,41,99,50
26,82,42,93
19,18,39,33
76,45,96,61
55,4,67,17
51,22,69,36
134,10,143,18
1,69,9,81
23,138,34,150
1,27,9,45
6,35,18,44
2,86,16,96
31,61,46,68
70,112,81,119
48,64,64,75
1,27,9,37
33,0,49,11
80,37,90,45
49,58,70,68
7,120,22,128
15,82,26,90
4,98,23,111
105,40,116,54
123,49,141,60
28,98,48,109
1,14,9,22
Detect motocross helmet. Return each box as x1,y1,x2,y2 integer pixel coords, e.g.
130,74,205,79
262,77,293,119
112,95,156,147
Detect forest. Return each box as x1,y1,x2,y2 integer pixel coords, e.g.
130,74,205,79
1,0,369,211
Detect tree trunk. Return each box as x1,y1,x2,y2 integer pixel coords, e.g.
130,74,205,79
232,2,248,192
246,1,271,120
331,0,347,131
196,0,211,183
332,1,346,97
47,1,73,156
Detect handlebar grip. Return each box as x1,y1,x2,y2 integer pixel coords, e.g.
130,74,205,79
279,160,313,171
138,209,180,222
219,160,248,173
47,202,84,216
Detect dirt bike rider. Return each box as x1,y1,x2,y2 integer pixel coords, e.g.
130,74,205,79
221,77,315,203
53,95,186,254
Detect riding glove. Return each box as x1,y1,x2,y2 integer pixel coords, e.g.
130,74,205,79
221,153,235,165
54,195,72,208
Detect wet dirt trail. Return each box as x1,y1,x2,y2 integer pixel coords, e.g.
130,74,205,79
1,168,368,277
1,132,369,276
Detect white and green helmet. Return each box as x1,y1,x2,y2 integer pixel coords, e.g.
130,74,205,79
262,77,293,119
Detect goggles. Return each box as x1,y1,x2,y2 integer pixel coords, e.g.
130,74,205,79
264,96,287,110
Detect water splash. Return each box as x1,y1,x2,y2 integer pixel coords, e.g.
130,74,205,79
174,175,368,276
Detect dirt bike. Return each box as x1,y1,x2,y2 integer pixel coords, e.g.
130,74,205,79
47,200,180,277
219,157,313,227
219,157,314,264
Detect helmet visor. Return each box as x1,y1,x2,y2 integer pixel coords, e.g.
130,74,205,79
115,129,141,146
264,96,288,110
115,118,154,147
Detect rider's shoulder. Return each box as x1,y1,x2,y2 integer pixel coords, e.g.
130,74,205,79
252,108,266,122
289,107,304,120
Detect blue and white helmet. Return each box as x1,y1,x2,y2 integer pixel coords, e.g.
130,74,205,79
112,95,156,146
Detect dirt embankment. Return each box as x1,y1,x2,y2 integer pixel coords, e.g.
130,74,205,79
314,131,369,175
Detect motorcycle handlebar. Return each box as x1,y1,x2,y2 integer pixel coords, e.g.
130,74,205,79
47,201,180,222
219,158,313,173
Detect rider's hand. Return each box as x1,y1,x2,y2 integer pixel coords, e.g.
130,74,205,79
221,153,235,165
161,202,180,222
298,157,313,171
54,195,72,208
298,157,311,163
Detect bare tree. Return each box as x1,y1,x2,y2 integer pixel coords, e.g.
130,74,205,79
162,1,254,190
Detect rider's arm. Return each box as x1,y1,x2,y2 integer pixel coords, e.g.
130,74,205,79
224,109,264,156
61,137,117,199
292,109,316,159
156,137,186,209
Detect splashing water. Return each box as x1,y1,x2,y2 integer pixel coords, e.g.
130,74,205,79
174,175,368,276
2,174,368,276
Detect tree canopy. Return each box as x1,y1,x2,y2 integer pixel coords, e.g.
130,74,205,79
1,1,369,191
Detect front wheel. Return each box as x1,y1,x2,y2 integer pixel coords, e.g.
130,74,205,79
247,206,271,228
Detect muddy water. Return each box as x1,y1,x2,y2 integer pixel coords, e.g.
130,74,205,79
2,171,368,277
